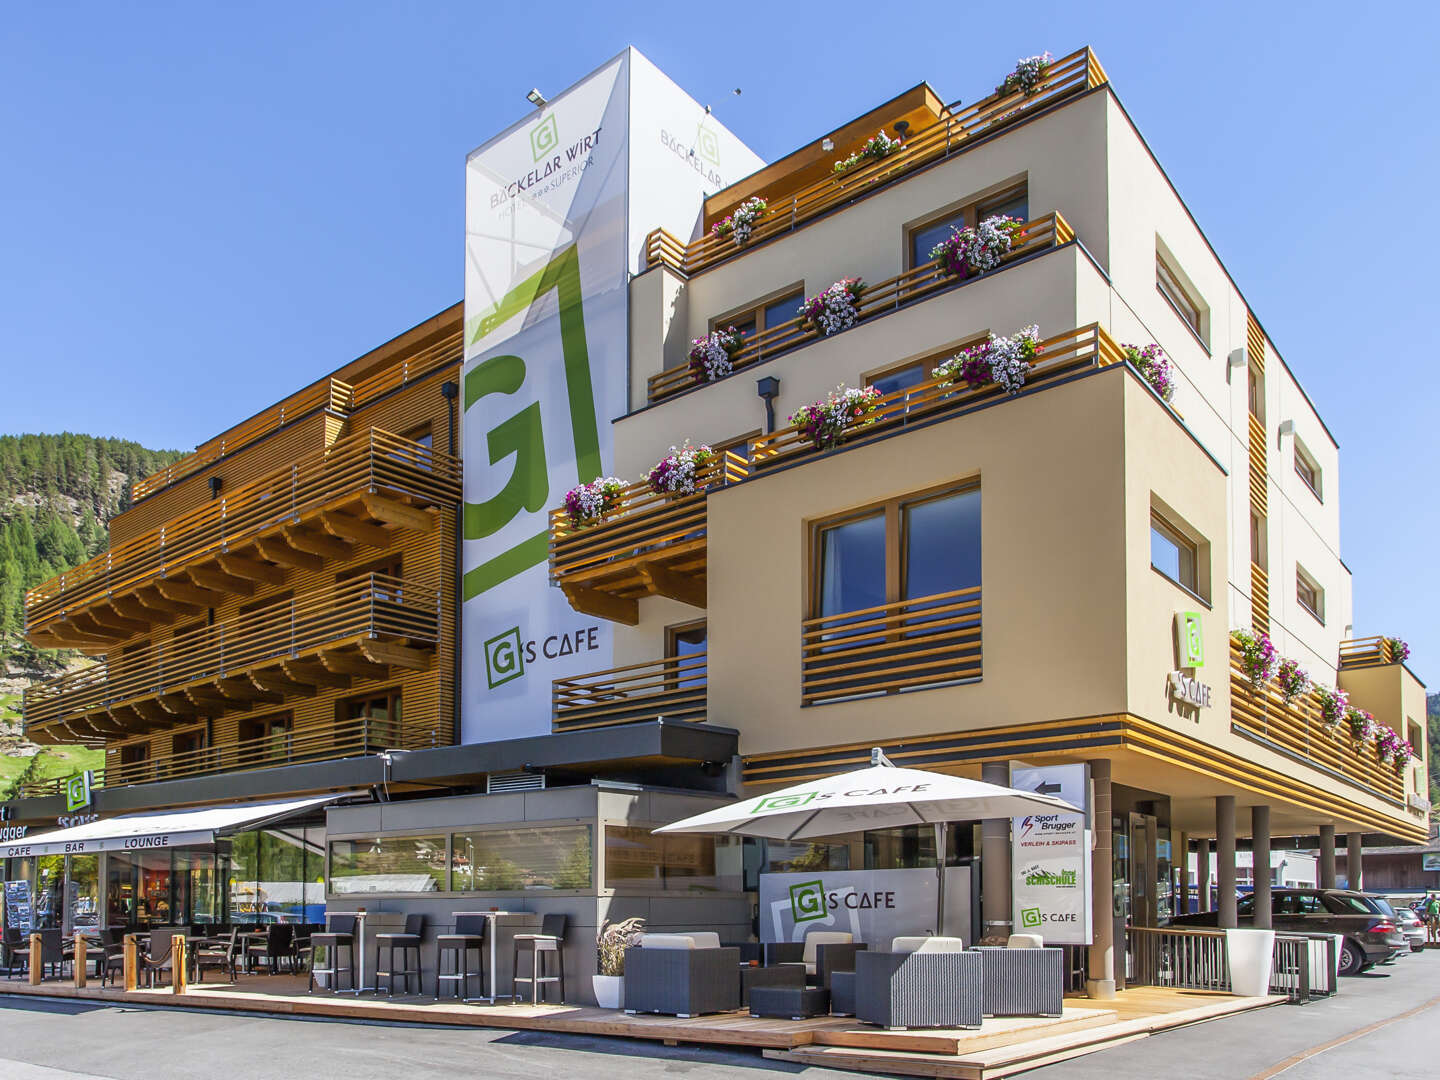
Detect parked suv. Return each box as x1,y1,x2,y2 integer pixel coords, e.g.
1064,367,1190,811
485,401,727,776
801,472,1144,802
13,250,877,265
1169,888,1406,975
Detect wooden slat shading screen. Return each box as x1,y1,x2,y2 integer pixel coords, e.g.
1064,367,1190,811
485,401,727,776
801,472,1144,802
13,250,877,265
552,652,707,731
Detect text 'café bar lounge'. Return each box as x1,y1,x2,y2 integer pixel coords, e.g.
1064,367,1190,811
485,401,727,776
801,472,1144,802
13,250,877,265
1,45,1427,1001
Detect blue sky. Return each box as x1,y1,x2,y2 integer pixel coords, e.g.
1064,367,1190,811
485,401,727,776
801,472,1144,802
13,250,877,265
2,1,1436,683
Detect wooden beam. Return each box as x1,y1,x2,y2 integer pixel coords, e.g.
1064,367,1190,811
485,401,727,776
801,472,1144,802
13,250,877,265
109,596,159,625
134,588,202,617
217,553,287,586
154,579,224,608
254,536,324,572
86,606,150,636
362,494,436,532
561,585,639,626
318,650,389,679
282,526,352,561
359,639,432,671
184,686,243,712
282,660,351,689
187,565,256,596
248,669,316,697
130,699,171,724
321,511,394,549
157,694,199,717
68,613,123,642
45,622,116,649
637,564,707,609
217,677,280,705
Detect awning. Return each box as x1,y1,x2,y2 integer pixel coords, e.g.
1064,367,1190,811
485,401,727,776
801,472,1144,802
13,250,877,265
0,794,350,858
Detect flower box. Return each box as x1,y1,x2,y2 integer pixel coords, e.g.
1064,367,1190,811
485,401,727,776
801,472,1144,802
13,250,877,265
789,385,883,450
647,442,717,497
563,476,627,529
798,278,866,336
997,52,1054,97
688,327,745,383
932,325,1042,395
832,130,903,175
711,197,768,247
930,214,1027,278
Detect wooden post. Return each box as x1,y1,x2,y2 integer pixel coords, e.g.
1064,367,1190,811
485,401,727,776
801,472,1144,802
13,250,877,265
123,934,139,992
73,934,87,989
171,934,187,995
29,934,42,986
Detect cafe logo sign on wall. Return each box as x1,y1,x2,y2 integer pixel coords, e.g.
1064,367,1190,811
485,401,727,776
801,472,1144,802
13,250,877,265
1168,610,1212,712
65,770,94,813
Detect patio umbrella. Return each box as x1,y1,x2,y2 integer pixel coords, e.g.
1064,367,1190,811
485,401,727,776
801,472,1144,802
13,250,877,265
655,749,1081,937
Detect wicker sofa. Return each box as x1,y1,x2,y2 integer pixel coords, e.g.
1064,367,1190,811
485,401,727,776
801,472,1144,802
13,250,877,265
975,938,1065,1017
623,933,741,1017
854,937,983,1029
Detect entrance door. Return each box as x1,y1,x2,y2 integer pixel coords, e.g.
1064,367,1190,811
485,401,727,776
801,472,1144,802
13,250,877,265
1129,813,1158,929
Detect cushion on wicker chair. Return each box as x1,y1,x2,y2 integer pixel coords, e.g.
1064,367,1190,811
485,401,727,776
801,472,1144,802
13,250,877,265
801,931,852,975
892,935,966,954
1006,933,1044,949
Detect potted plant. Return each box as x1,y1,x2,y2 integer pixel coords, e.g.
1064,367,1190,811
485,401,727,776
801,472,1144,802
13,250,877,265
711,197,768,247
788,385,883,450
832,130,904,174
1346,705,1376,745
1122,342,1176,402
932,325,1042,395
1382,636,1410,663
1232,628,1278,691
688,326,745,382
594,916,645,1009
930,214,1027,278
1316,684,1348,736
997,52,1054,97
798,277,866,336
647,441,717,497
563,476,627,529
1274,657,1312,706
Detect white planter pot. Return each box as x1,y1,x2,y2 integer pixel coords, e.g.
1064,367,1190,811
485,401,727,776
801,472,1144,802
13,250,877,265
592,974,623,1009
1225,928,1275,997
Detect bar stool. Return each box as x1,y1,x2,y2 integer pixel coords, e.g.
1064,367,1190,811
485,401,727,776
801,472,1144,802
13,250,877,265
307,914,357,994
374,914,426,997
512,913,567,1005
435,913,487,1002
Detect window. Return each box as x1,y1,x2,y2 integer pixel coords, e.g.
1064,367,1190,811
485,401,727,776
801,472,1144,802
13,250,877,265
1151,512,1199,594
713,288,804,346
119,742,151,767
1249,512,1267,569
1294,441,1322,500
1247,363,1264,421
906,182,1029,269
450,826,592,891
665,620,707,690
763,839,851,874
1296,568,1324,623
341,690,403,743
328,835,446,894
867,360,929,397
167,729,207,774
908,209,968,271
1156,250,1204,342
238,712,292,764
603,826,742,892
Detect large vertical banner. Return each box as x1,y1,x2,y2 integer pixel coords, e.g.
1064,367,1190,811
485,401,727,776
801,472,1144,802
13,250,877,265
461,50,762,742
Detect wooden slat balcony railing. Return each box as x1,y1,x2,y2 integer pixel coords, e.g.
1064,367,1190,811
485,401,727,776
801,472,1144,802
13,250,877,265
1338,636,1407,670
749,323,1125,470
23,573,438,740
1229,641,1403,802
17,768,107,800
801,587,982,705
350,328,464,409
552,653,707,732
549,452,749,625
642,47,1104,279
131,378,355,502
25,429,459,643
647,211,1074,403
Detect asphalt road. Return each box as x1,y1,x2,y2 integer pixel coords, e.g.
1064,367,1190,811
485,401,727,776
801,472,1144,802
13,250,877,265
1,953,1437,1079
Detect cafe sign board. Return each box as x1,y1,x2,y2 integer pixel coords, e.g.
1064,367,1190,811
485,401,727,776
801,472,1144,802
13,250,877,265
759,868,972,944
1010,763,1091,945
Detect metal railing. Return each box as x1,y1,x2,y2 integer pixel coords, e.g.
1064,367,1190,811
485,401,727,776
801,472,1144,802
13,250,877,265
1127,926,1338,1004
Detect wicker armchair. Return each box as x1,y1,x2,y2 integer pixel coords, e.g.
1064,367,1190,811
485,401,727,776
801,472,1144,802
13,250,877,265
623,933,741,1017
855,937,982,1029
974,942,1064,1017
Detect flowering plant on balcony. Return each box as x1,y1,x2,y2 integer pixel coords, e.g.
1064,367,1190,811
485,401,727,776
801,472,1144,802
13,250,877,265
1346,705,1377,744
798,277,866,336
563,476,627,529
1382,636,1411,663
1374,725,1408,767
647,441,717,497
930,215,1027,278
1123,343,1176,402
1316,684,1349,734
711,197,768,246
934,325,1043,395
833,130,904,174
997,52,1054,97
1233,628,1278,690
1275,658,1312,706
688,327,745,383
788,385,883,450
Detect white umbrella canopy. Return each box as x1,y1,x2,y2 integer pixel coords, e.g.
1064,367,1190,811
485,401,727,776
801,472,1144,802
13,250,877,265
654,750,1081,841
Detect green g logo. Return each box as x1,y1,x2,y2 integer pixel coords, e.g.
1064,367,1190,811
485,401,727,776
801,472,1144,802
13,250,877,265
530,114,558,161
484,627,525,689
1020,907,1042,929
1179,611,1204,668
696,126,720,166
65,771,92,813
753,791,817,814
790,880,826,923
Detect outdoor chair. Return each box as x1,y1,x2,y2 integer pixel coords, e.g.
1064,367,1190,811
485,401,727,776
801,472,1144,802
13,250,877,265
1,928,25,978
512,913,568,1004
65,928,117,981
31,929,66,981
855,936,982,1030
308,915,357,994
140,929,185,988
434,913,487,1002
246,924,295,975
194,927,242,984
375,913,425,997
974,940,1064,1017
622,932,740,1017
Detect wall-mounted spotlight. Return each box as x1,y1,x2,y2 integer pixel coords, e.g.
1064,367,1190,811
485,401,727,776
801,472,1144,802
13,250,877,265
894,120,911,139
526,88,548,108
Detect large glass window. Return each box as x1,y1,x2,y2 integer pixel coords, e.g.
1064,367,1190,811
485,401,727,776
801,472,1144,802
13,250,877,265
451,826,593,892
904,490,982,600
67,854,100,931
764,839,851,874
909,210,967,270
817,511,887,618
1157,252,1204,340
328,835,446,895
906,183,1029,270
604,827,742,892
1150,513,1199,594
714,289,804,349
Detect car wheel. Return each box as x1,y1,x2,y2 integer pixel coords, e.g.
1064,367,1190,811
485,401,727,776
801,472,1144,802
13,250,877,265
1338,940,1365,976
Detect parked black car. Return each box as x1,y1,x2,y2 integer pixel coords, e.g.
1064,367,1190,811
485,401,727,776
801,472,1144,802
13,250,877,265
1168,888,1406,975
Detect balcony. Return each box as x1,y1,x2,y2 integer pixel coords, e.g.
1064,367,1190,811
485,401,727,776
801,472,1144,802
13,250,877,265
646,211,1074,404
23,573,439,744
641,48,1104,280
549,452,749,625
552,653,707,732
1338,636,1407,670
1229,641,1404,802
26,429,459,647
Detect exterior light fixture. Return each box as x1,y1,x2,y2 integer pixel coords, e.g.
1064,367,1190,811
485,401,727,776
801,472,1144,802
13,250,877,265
757,375,781,432
821,138,835,152
894,120,910,138
1228,347,1248,369
526,88,548,108
1277,419,1294,437
208,476,223,499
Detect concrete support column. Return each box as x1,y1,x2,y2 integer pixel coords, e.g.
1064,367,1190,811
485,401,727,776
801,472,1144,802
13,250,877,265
1087,759,1115,999
1197,839,1211,912
1252,806,1272,929
980,761,1012,942
1319,825,1337,890
1346,832,1364,891
1175,831,1189,916
1216,796,1237,929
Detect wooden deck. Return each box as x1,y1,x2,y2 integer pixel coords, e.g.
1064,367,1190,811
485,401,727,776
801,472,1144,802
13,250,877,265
0,975,1282,1077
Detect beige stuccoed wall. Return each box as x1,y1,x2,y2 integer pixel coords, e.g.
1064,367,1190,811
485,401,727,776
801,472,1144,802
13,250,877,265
1341,663,1432,807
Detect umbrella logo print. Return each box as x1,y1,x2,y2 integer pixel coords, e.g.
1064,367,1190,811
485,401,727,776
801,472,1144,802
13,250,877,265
753,791,818,813
790,880,827,923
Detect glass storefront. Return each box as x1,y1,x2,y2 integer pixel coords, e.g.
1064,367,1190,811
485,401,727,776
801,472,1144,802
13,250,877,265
451,826,592,892
328,834,446,895
229,826,326,922
603,827,742,892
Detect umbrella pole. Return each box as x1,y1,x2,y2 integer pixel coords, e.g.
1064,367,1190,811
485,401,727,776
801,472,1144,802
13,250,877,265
934,821,946,938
